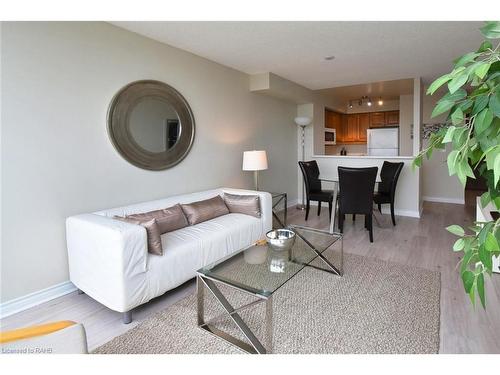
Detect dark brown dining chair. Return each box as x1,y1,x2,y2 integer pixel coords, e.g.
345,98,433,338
338,166,378,242
298,161,334,221
373,161,404,226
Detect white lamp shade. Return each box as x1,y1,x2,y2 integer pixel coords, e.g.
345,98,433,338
294,116,312,126
242,150,268,171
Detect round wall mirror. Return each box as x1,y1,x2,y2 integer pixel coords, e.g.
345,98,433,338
107,80,195,170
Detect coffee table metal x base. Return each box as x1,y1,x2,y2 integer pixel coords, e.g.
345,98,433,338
197,275,273,354
291,228,343,276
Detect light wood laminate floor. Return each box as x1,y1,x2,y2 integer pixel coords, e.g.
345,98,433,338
2,201,499,353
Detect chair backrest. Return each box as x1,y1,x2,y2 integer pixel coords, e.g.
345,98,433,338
378,161,404,199
338,166,378,215
298,160,322,194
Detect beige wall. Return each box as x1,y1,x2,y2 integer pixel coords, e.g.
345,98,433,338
1,22,299,302
399,94,413,157
421,87,464,203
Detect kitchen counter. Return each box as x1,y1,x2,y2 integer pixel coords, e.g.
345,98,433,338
309,154,420,217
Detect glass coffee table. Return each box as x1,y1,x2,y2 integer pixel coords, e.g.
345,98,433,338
196,225,342,354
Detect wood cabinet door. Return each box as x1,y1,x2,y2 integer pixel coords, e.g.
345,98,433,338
344,114,358,142
385,111,399,125
325,110,334,129
337,114,346,142
370,112,385,127
358,113,370,141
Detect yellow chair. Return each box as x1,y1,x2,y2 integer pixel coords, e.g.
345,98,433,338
1,321,88,354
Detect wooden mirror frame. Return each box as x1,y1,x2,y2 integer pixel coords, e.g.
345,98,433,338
107,80,195,171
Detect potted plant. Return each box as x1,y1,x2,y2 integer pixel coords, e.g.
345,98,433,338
414,21,500,308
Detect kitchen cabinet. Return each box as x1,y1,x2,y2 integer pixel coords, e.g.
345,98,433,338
385,111,399,125
370,112,385,127
324,109,399,145
358,113,370,141
344,114,358,142
325,109,344,142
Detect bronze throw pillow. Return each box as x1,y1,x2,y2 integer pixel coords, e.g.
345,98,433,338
126,204,188,234
114,216,163,256
223,193,261,218
181,195,229,225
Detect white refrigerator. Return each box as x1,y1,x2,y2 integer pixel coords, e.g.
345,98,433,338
367,127,399,156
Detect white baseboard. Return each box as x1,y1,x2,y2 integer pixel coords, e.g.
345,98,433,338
423,196,465,205
380,207,421,218
0,281,77,318
292,199,420,218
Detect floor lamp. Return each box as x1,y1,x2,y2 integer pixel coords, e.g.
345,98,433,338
295,116,312,210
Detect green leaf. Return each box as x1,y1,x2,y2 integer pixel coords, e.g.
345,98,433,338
480,21,500,39
480,191,491,208
471,94,489,115
451,108,464,125
447,150,459,176
474,108,493,136
485,232,500,252
448,71,469,94
447,224,465,236
469,285,476,307
453,238,465,251
495,153,500,187
474,62,491,79
477,273,485,309
432,89,467,118
427,74,452,95
476,40,493,53
489,90,500,117
454,52,480,68
413,154,422,169
443,126,456,143
479,244,493,272
432,100,456,118
462,270,475,293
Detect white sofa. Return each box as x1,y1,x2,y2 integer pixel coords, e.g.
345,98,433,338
66,188,272,323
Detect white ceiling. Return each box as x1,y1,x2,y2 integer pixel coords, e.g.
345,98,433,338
317,78,414,103
111,21,484,90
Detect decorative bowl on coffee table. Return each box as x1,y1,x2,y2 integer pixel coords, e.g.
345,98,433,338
265,229,296,252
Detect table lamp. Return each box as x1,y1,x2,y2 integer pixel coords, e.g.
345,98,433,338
242,150,268,191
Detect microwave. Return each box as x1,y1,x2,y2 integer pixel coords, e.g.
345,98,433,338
325,129,336,145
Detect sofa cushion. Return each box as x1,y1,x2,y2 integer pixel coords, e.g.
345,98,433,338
146,213,264,297
223,193,261,218
181,195,229,225
114,217,163,255
125,204,188,234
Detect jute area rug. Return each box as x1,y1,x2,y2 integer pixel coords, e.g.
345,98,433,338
95,253,440,354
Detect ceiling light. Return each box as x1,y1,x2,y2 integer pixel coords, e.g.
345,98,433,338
348,101,353,109
324,55,335,61
367,98,372,107
378,97,383,106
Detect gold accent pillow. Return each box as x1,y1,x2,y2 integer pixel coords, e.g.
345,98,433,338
223,193,261,218
114,217,163,255
181,196,229,225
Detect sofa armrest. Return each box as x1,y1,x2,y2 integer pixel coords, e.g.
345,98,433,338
221,188,272,233
66,214,149,312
